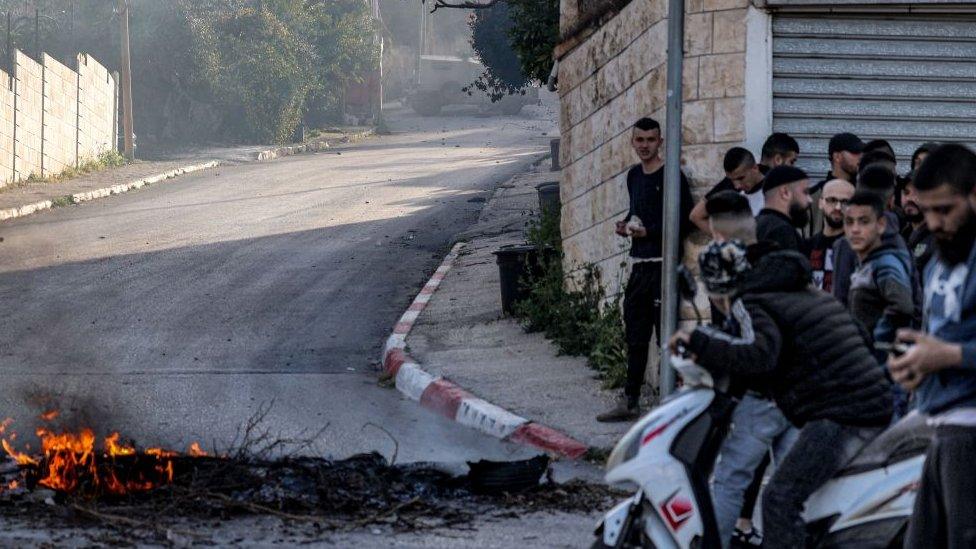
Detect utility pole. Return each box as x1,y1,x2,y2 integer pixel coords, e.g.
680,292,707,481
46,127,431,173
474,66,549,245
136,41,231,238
659,0,685,397
118,0,134,160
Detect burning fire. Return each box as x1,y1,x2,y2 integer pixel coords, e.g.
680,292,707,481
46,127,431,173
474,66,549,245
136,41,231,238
0,411,209,496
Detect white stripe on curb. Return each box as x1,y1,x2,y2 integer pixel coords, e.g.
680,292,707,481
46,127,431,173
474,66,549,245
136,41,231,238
455,397,528,440
395,362,437,402
380,239,590,458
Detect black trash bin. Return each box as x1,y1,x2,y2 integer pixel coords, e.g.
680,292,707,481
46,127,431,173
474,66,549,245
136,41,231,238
493,244,540,316
536,182,560,216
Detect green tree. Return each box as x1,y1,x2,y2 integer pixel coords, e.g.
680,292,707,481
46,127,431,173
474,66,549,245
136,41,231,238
466,0,558,100
179,0,379,144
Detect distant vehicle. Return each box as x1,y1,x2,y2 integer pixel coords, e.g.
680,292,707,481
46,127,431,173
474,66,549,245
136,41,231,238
408,55,538,116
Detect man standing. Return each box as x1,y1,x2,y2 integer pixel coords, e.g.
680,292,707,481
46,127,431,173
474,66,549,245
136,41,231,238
888,144,976,548
690,148,767,234
808,179,854,292
755,166,812,251
760,132,800,169
832,163,913,306
844,192,915,347
901,174,935,276
808,133,864,235
689,134,800,236
598,117,694,422
814,132,864,193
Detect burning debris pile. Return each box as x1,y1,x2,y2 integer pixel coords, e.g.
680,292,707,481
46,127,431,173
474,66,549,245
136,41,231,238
0,412,208,497
0,411,619,540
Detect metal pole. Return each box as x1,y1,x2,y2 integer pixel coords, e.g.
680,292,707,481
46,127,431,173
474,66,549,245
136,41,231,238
6,12,11,74
659,0,685,397
118,0,134,160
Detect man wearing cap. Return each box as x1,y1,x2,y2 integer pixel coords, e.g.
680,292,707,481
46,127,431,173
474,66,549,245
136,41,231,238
814,132,865,193
755,166,812,252
807,133,865,236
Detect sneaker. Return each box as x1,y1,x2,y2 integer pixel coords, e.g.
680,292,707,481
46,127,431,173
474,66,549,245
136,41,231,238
731,527,763,547
596,399,641,422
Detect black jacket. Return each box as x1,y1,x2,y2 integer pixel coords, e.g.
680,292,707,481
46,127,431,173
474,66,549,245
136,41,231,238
688,250,893,428
756,208,803,252
623,164,694,259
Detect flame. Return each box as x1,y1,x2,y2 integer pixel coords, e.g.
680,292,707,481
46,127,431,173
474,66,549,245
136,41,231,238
105,433,136,457
0,415,209,496
39,410,59,422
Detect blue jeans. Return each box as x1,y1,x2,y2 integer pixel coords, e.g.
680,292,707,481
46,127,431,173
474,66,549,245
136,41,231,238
711,394,798,548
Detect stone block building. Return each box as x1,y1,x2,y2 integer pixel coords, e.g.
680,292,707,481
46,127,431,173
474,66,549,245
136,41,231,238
557,0,976,299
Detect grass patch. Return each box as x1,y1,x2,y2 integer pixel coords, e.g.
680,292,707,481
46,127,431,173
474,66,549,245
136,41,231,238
50,195,75,208
513,209,629,389
21,150,128,186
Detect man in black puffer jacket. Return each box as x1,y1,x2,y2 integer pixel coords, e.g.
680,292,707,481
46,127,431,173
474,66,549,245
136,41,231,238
670,247,893,549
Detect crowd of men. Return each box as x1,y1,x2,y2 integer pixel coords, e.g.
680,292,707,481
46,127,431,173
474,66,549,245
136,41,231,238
599,116,976,548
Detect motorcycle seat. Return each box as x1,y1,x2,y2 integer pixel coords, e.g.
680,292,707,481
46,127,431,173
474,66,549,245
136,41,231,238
835,412,934,477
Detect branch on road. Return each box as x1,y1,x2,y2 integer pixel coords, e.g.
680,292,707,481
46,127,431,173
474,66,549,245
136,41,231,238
427,0,501,13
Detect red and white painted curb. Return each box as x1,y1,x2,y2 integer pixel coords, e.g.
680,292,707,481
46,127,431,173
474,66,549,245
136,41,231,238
381,242,589,460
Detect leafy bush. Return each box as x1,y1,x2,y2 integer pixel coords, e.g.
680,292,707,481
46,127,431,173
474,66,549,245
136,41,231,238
514,209,629,388
468,0,559,100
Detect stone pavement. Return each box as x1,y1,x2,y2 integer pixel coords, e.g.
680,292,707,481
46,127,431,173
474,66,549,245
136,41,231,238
404,161,633,452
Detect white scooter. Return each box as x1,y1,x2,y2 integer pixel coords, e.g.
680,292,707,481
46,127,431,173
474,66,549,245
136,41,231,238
593,273,933,548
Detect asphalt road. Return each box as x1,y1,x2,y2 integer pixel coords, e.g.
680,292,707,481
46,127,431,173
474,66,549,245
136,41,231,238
0,104,557,464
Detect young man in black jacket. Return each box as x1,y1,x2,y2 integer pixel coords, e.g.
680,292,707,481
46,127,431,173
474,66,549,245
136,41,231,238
670,248,893,549
598,117,694,422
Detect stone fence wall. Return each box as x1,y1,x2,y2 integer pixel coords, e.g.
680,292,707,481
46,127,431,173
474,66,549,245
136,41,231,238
0,50,116,187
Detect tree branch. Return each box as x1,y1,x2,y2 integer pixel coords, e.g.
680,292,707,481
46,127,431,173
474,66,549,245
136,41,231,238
428,0,501,13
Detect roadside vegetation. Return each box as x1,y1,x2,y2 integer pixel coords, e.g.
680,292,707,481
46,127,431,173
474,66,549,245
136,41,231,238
514,209,629,388
0,0,379,147
468,0,560,101
0,150,129,193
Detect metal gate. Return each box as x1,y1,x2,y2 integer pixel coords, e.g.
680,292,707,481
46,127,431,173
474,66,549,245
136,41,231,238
772,14,976,177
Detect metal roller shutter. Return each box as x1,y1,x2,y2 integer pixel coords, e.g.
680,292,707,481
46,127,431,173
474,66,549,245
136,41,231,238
772,14,976,177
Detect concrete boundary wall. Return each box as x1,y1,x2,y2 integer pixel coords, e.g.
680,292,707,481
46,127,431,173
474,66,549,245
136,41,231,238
0,50,116,187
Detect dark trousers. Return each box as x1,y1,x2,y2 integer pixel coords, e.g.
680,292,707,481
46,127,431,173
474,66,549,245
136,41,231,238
623,262,662,402
906,425,976,549
740,453,769,522
762,419,879,549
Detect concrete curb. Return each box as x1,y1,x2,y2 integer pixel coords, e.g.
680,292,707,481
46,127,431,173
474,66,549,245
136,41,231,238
0,160,220,223
380,242,589,460
255,129,375,161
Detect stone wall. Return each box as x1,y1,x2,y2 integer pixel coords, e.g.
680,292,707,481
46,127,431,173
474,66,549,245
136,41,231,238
0,72,13,184
557,0,750,298
43,54,79,176
77,53,117,164
14,50,43,182
0,50,116,187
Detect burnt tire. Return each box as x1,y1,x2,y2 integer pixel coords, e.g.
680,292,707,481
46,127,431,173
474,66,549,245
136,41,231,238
466,455,549,495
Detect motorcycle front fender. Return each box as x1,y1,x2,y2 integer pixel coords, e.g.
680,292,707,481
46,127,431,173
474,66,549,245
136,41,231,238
598,493,678,548
599,496,637,546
